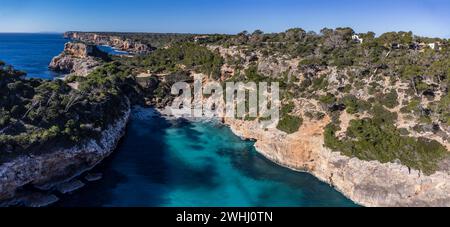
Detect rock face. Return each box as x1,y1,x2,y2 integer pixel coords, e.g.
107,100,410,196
209,45,301,80
64,32,153,55
224,117,450,207
0,102,130,203
49,42,108,76
62,42,102,58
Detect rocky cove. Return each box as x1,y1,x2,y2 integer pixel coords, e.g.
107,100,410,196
153,78,450,207
54,107,356,207
0,80,447,207
6,99,448,207
154,85,450,207
2,31,450,207
0,61,354,206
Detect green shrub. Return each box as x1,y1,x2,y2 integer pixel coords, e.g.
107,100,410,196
298,57,325,67
370,104,398,125
342,95,371,114
381,90,399,109
281,102,295,115
311,75,329,91
277,115,303,134
319,93,336,105
403,98,421,114
324,118,448,175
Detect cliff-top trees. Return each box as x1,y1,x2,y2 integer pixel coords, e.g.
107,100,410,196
324,118,447,175
0,61,134,163
138,43,224,80
377,31,414,46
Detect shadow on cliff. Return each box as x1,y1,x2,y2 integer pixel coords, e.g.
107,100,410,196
225,145,358,207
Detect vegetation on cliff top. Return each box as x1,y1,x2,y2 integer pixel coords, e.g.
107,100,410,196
76,32,199,48
0,61,141,163
324,119,447,175
127,43,224,80
276,102,303,134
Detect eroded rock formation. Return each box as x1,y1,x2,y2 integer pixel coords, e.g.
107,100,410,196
49,42,108,76
0,101,130,205
225,116,450,207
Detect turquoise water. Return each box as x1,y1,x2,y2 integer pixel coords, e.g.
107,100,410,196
56,108,356,207
0,33,66,79
97,45,129,55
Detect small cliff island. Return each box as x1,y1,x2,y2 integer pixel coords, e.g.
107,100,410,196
49,42,110,76
1,29,450,206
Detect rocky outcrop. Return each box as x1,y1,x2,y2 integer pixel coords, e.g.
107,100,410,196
0,102,130,203
208,45,301,81
49,42,108,76
224,117,450,207
64,32,153,55
257,56,301,79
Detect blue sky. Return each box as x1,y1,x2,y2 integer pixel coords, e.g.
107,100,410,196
0,0,449,37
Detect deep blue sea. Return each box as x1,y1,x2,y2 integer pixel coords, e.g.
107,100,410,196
1,34,356,207
0,33,66,79
0,33,126,79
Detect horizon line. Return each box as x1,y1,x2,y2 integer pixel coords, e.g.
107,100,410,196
0,28,449,39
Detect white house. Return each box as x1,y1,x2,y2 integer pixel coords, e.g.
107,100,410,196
428,43,437,50
352,34,364,44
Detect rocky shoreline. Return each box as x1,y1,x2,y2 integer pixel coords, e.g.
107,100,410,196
0,101,131,206
224,117,450,207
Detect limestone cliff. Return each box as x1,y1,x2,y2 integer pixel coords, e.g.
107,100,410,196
225,117,450,207
49,42,108,76
0,101,130,204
